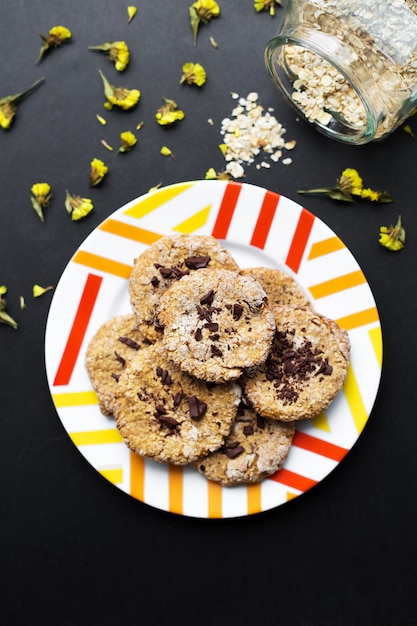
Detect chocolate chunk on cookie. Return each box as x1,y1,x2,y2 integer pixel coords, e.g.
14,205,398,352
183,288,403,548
114,343,241,465
128,234,239,342
240,266,312,309
157,268,276,382
242,305,350,421
195,399,295,486
85,314,151,417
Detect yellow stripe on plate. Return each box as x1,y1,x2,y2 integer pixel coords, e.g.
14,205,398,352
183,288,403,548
69,429,124,446
247,483,262,515
368,326,383,369
130,452,145,502
308,236,346,260
169,465,184,515
73,250,132,279
124,182,195,219
309,269,366,299
53,391,98,407
208,481,223,518
99,467,124,484
172,204,212,233
344,364,369,435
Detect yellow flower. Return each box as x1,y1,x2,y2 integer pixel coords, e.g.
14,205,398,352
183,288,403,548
379,215,405,252
155,98,185,125
299,167,394,203
361,188,380,202
205,167,232,180
65,190,94,221
338,168,363,196
99,70,140,110
127,6,138,24
180,62,207,87
37,26,72,63
119,130,137,152
160,146,174,158
0,78,44,130
254,0,281,16
0,286,18,330
33,284,54,298
31,182,52,221
90,158,109,186
89,41,130,71
189,0,220,46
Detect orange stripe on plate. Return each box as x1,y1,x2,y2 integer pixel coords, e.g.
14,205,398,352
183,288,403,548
292,430,348,462
336,307,379,331
211,182,242,239
250,190,280,249
54,273,102,386
73,250,132,279
130,452,145,502
308,236,345,260
99,218,162,245
285,208,315,274
169,465,183,515
309,269,366,299
208,481,223,518
247,483,262,514
269,468,318,492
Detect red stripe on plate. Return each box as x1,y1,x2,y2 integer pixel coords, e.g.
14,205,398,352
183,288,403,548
292,431,348,462
250,190,280,249
269,467,318,492
285,208,315,274
211,182,242,239
53,273,102,386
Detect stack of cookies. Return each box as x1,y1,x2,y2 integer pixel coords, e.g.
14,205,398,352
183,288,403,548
85,234,350,487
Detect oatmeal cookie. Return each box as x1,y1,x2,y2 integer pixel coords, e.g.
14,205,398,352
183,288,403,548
114,343,241,465
85,314,151,417
157,268,276,382
240,266,312,309
195,399,295,486
128,234,239,342
242,305,350,421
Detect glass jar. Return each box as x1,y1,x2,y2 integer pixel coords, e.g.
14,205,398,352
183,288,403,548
265,0,417,144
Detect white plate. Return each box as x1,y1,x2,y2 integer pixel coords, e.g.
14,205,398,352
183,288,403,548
45,180,382,518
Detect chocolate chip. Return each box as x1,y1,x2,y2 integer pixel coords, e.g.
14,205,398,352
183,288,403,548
210,345,223,357
204,322,219,332
232,303,244,320
243,425,254,436
173,392,184,406
118,336,140,350
151,276,160,288
187,396,207,420
114,351,126,367
111,373,121,382
222,442,245,459
184,255,210,270
208,334,219,341
195,327,203,341
157,415,180,430
200,289,215,306
155,367,172,384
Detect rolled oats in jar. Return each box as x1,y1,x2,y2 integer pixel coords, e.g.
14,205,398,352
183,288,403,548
265,0,417,144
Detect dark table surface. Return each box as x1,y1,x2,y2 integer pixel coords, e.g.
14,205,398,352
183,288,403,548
2,1,417,625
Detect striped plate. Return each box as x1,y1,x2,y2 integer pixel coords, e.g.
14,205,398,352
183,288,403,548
45,180,382,518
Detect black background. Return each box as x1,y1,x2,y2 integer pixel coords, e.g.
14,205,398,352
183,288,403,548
2,1,417,624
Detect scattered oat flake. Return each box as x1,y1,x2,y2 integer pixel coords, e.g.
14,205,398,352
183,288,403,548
210,36,219,48
282,157,292,165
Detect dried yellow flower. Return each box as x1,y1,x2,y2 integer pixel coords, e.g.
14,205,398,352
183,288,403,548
155,98,185,126
89,41,130,71
0,286,18,330
119,130,137,152
37,26,72,63
90,158,109,186
65,190,94,221
180,62,207,87
299,168,394,203
254,0,281,16
127,5,138,24
33,284,54,298
0,77,44,130
205,167,232,180
99,70,140,111
189,0,220,46
160,146,174,158
31,182,52,222
379,215,405,252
